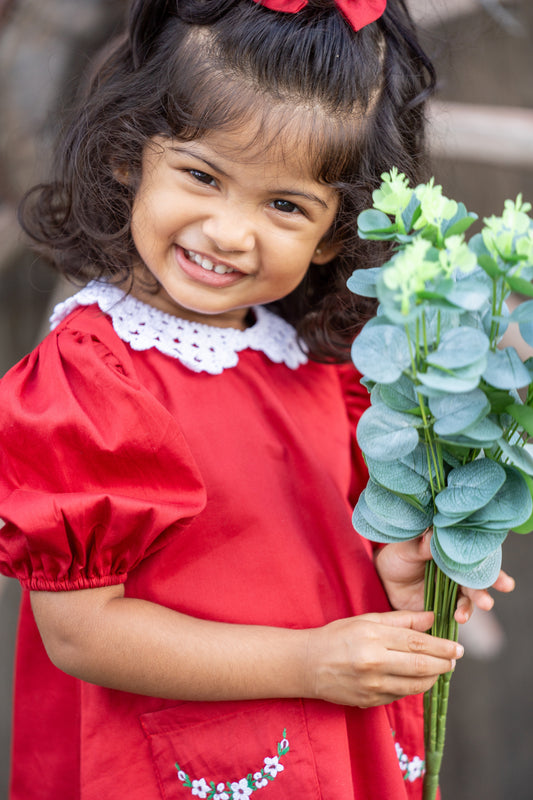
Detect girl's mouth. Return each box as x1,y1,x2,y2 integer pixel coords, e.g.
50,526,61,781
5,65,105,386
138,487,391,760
176,247,246,287
185,249,237,275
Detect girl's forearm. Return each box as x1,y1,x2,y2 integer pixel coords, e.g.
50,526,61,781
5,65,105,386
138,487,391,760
30,584,311,701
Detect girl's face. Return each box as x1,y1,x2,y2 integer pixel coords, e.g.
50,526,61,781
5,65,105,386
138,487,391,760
129,120,340,328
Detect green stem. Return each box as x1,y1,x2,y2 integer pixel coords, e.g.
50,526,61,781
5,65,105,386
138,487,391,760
423,566,459,800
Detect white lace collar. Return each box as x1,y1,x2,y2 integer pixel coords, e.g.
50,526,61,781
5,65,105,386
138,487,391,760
50,281,308,375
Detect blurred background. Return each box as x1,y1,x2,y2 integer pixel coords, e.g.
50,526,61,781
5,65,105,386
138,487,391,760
0,0,532,797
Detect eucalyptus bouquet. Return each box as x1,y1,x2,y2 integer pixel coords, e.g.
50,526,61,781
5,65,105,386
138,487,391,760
348,169,533,800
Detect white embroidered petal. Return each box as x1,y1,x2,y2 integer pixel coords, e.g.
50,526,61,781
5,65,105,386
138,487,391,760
263,756,284,777
50,281,308,374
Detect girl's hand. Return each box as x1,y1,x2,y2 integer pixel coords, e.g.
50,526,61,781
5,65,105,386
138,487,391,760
374,534,515,624
304,609,463,708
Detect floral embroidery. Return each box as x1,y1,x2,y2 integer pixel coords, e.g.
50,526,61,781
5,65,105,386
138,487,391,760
393,736,425,783
175,730,290,799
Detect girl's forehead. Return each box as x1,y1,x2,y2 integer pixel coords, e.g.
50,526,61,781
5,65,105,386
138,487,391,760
187,102,352,184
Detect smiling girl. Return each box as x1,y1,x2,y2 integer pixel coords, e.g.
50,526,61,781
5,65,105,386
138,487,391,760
0,2,513,799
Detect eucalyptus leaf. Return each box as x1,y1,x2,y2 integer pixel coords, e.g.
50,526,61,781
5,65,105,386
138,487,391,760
356,405,420,461
357,208,398,239
435,524,508,566
429,389,490,436
451,415,503,445
426,327,489,370
354,492,420,540
445,278,491,312
352,501,415,544
512,472,533,533
379,374,419,412
508,299,533,324
417,368,480,394
346,267,381,298
505,402,533,438
364,479,433,531
430,536,503,590
351,325,411,383
463,466,532,529
483,347,532,390
496,438,533,475
435,460,506,516
365,443,435,495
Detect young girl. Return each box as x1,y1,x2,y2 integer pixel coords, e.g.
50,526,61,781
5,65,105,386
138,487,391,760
0,1,514,798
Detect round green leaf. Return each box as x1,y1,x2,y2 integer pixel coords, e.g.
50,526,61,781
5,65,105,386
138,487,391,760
431,535,503,589
352,500,416,544
466,466,532,529
351,325,411,384
483,347,531,390
356,405,420,462
364,480,433,531
346,267,381,298
445,278,491,311
365,443,433,495
512,472,533,533
352,489,419,542
379,374,419,412
434,524,508,566
426,327,489,370
435,460,506,516
417,368,480,394
429,389,490,436
497,439,533,476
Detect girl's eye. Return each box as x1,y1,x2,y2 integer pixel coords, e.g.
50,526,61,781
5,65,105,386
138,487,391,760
189,169,216,186
271,199,301,214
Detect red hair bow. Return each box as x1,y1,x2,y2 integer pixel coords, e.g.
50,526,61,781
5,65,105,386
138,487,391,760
252,0,386,31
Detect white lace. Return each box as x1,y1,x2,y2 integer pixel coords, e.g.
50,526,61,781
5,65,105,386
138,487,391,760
50,281,308,375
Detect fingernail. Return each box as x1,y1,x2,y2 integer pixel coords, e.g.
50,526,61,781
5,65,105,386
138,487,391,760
455,644,464,658
451,659,456,671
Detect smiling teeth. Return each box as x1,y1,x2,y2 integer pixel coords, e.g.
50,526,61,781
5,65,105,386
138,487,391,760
186,250,236,274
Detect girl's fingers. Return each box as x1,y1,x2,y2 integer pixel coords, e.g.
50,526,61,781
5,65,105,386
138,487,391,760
455,569,516,624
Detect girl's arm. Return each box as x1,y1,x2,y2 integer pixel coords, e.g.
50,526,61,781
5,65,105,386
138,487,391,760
30,586,463,709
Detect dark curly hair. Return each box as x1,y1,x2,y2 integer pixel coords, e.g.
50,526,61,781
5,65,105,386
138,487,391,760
19,0,435,361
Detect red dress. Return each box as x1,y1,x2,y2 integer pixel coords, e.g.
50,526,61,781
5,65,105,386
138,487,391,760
0,284,426,800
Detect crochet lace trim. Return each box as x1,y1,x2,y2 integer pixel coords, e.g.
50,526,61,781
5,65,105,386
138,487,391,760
50,281,308,374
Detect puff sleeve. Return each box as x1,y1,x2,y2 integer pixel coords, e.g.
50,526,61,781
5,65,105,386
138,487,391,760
0,316,206,591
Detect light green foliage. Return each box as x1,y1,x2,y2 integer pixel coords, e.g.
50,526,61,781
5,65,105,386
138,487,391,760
349,170,533,589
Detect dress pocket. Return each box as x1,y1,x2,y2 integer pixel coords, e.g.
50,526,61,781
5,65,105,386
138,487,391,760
140,698,322,800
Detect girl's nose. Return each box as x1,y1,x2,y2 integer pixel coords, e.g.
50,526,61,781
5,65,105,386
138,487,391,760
202,205,256,253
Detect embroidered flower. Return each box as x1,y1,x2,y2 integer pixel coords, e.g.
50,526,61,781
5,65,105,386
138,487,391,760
279,738,289,751
253,772,268,789
213,784,230,800
191,777,210,797
407,756,425,782
177,770,188,782
263,756,284,778
230,778,253,798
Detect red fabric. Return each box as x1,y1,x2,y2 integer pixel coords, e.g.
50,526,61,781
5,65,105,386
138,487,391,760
0,304,426,800
252,0,386,31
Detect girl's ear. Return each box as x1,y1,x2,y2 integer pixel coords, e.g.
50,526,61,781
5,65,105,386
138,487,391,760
311,240,342,265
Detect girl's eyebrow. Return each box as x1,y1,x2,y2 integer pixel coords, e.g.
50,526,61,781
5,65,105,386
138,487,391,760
169,145,331,211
